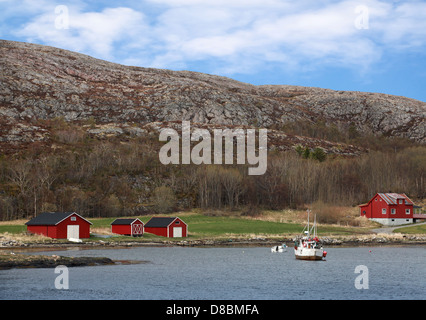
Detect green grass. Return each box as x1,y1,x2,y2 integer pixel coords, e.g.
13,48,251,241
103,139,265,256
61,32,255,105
0,214,410,241
181,215,370,237
0,225,26,234
89,214,366,239
395,223,426,234
184,215,302,236
90,215,302,238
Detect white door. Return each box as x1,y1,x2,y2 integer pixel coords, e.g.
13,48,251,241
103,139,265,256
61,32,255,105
67,225,80,239
173,227,182,238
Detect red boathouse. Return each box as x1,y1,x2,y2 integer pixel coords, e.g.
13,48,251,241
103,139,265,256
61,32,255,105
144,217,187,238
359,193,414,226
25,212,92,239
111,218,144,236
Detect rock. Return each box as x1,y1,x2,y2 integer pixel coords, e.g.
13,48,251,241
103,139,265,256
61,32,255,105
0,39,424,156
87,125,124,136
0,253,115,269
0,239,22,247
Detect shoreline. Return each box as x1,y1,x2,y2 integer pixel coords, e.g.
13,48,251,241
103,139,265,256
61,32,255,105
2,234,426,251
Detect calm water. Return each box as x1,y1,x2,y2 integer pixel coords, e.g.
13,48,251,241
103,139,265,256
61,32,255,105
0,246,425,300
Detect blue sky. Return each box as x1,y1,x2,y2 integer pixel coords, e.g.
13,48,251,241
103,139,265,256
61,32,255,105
1,0,426,102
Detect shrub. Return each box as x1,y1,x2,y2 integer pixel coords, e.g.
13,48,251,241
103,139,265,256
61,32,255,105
312,201,345,224
151,186,176,213
311,147,326,162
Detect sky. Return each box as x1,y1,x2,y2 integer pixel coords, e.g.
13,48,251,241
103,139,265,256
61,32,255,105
1,0,426,102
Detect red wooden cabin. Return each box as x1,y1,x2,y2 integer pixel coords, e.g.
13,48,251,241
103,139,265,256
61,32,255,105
359,193,414,226
144,217,187,238
111,218,144,236
25,212,92,239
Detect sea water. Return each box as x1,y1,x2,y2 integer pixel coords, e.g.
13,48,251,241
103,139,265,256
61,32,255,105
0,246,425,300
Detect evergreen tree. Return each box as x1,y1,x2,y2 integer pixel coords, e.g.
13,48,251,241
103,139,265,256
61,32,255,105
302,147,311,159
311,147,327,162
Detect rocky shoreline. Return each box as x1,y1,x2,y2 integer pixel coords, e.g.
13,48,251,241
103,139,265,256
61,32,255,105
0,252,115,270
2,234,426,250
172,235,426,247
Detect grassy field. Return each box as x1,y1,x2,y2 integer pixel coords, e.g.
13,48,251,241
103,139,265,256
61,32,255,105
0,224,26,234
1,208,424,244
0,210,378,242
395,223,426,234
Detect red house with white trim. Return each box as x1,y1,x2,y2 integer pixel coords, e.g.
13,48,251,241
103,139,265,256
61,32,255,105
359,193,414,226
25,212,92,239
111,218,144,237
144,217,187,238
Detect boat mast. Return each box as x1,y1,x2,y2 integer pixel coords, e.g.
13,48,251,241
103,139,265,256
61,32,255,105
313,214,317,238
307,209,310,237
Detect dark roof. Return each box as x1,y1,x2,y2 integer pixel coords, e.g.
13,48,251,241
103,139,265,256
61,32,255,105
25,212,92,226
145,217,177,228
111,218,142,225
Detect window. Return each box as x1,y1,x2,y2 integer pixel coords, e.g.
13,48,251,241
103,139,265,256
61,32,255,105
399,200,403,204
406,209,410,215
175,221,180,224
382,208,386,214
375,198,378,201
71,216,76,221
391,208,396,215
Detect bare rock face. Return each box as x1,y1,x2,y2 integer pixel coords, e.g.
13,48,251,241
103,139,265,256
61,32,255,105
0,40,425,153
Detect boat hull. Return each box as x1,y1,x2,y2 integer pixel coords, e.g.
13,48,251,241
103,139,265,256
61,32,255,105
295,254,323,261
294,248,324,261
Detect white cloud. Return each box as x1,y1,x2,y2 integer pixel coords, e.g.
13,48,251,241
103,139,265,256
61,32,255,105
10,0,426,76
16,5,148,60
375,1,426,48
147,0,382,71
145,0,287,8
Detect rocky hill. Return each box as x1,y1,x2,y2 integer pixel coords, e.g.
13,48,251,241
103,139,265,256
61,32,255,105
0,40,425,155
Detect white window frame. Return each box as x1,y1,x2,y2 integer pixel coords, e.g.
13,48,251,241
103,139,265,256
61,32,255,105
405,209,410,215
391,208,396,215
382,208,386,214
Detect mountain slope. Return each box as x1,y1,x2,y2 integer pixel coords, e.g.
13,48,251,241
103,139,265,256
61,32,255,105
0,40,425,154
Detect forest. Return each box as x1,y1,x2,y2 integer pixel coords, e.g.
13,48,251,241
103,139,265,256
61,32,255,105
0,119,424,222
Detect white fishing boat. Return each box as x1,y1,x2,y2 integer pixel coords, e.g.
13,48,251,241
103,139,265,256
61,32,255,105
294,210,327,261
271,244,287,253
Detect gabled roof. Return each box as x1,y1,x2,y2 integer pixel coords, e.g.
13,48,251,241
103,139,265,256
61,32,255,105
111,218,143,225
25,212,92,226
378,193,413,205
145,217,185,228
